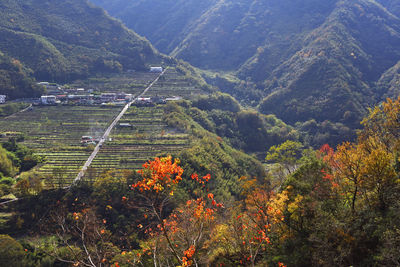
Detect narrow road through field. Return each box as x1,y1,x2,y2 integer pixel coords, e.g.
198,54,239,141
72,68,167,185
4,104,32,119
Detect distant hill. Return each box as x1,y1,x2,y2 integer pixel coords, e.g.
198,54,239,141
90,0,218,55
92,0,337,71
0,0,161,86
92,0,400,132
257,0,400,126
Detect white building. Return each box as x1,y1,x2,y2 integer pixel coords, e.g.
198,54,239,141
37,82,50,86
150,66,163,73
0,95,6,104
165,96,183,102
41,95,56,105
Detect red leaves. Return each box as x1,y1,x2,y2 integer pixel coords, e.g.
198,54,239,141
132,158,223,266
132,156,183,193
184,245,195,258
318,144,337,167
191,173,211,185
181,245,196,266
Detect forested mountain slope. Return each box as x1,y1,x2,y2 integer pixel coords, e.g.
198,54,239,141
0,51,44,99
92,0,400,131
92,0,337,71
257,0,400,126
0,0,160,84
90,0,218,55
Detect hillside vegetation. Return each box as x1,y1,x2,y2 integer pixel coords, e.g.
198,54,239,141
2,97,400,266
0,0,160,85
0,52,44,99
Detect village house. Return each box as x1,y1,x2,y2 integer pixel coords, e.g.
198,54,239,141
40,95,57,105
0,95,6,104
67,94,94,104
150,66,163,73
116,92,133,102
119,123,133,128
133,97,153,106
124,94,133,102
100,93,117,102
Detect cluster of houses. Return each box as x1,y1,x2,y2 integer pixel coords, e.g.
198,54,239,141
36,82,134,106
35,66,179,106
36,80,182,107
80,136,99,146
38,92,134,106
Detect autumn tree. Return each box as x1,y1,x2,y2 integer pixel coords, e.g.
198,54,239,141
309,96,400,265
210,177,288,267
39,205,118,267
323,97,400,214
130,156,223,266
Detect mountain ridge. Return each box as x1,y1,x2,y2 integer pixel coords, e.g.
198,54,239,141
91,0,400,130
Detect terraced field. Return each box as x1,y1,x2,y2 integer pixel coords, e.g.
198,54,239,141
91,105,189,173
72,72,159,94
0,68,207,186
89,67,204,174
0,106,120,183
142,67,205,98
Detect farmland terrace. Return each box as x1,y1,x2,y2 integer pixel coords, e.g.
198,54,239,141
90,105,189,174
71,71,159,95
82,66,207,179
0,67,208,187
0,105,120,185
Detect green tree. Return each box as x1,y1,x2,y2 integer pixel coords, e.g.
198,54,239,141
265,140,303,174
0,145,17,177
0,235,26,265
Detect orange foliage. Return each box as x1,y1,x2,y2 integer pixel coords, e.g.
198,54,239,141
132,156,183,194
191,173,211,184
